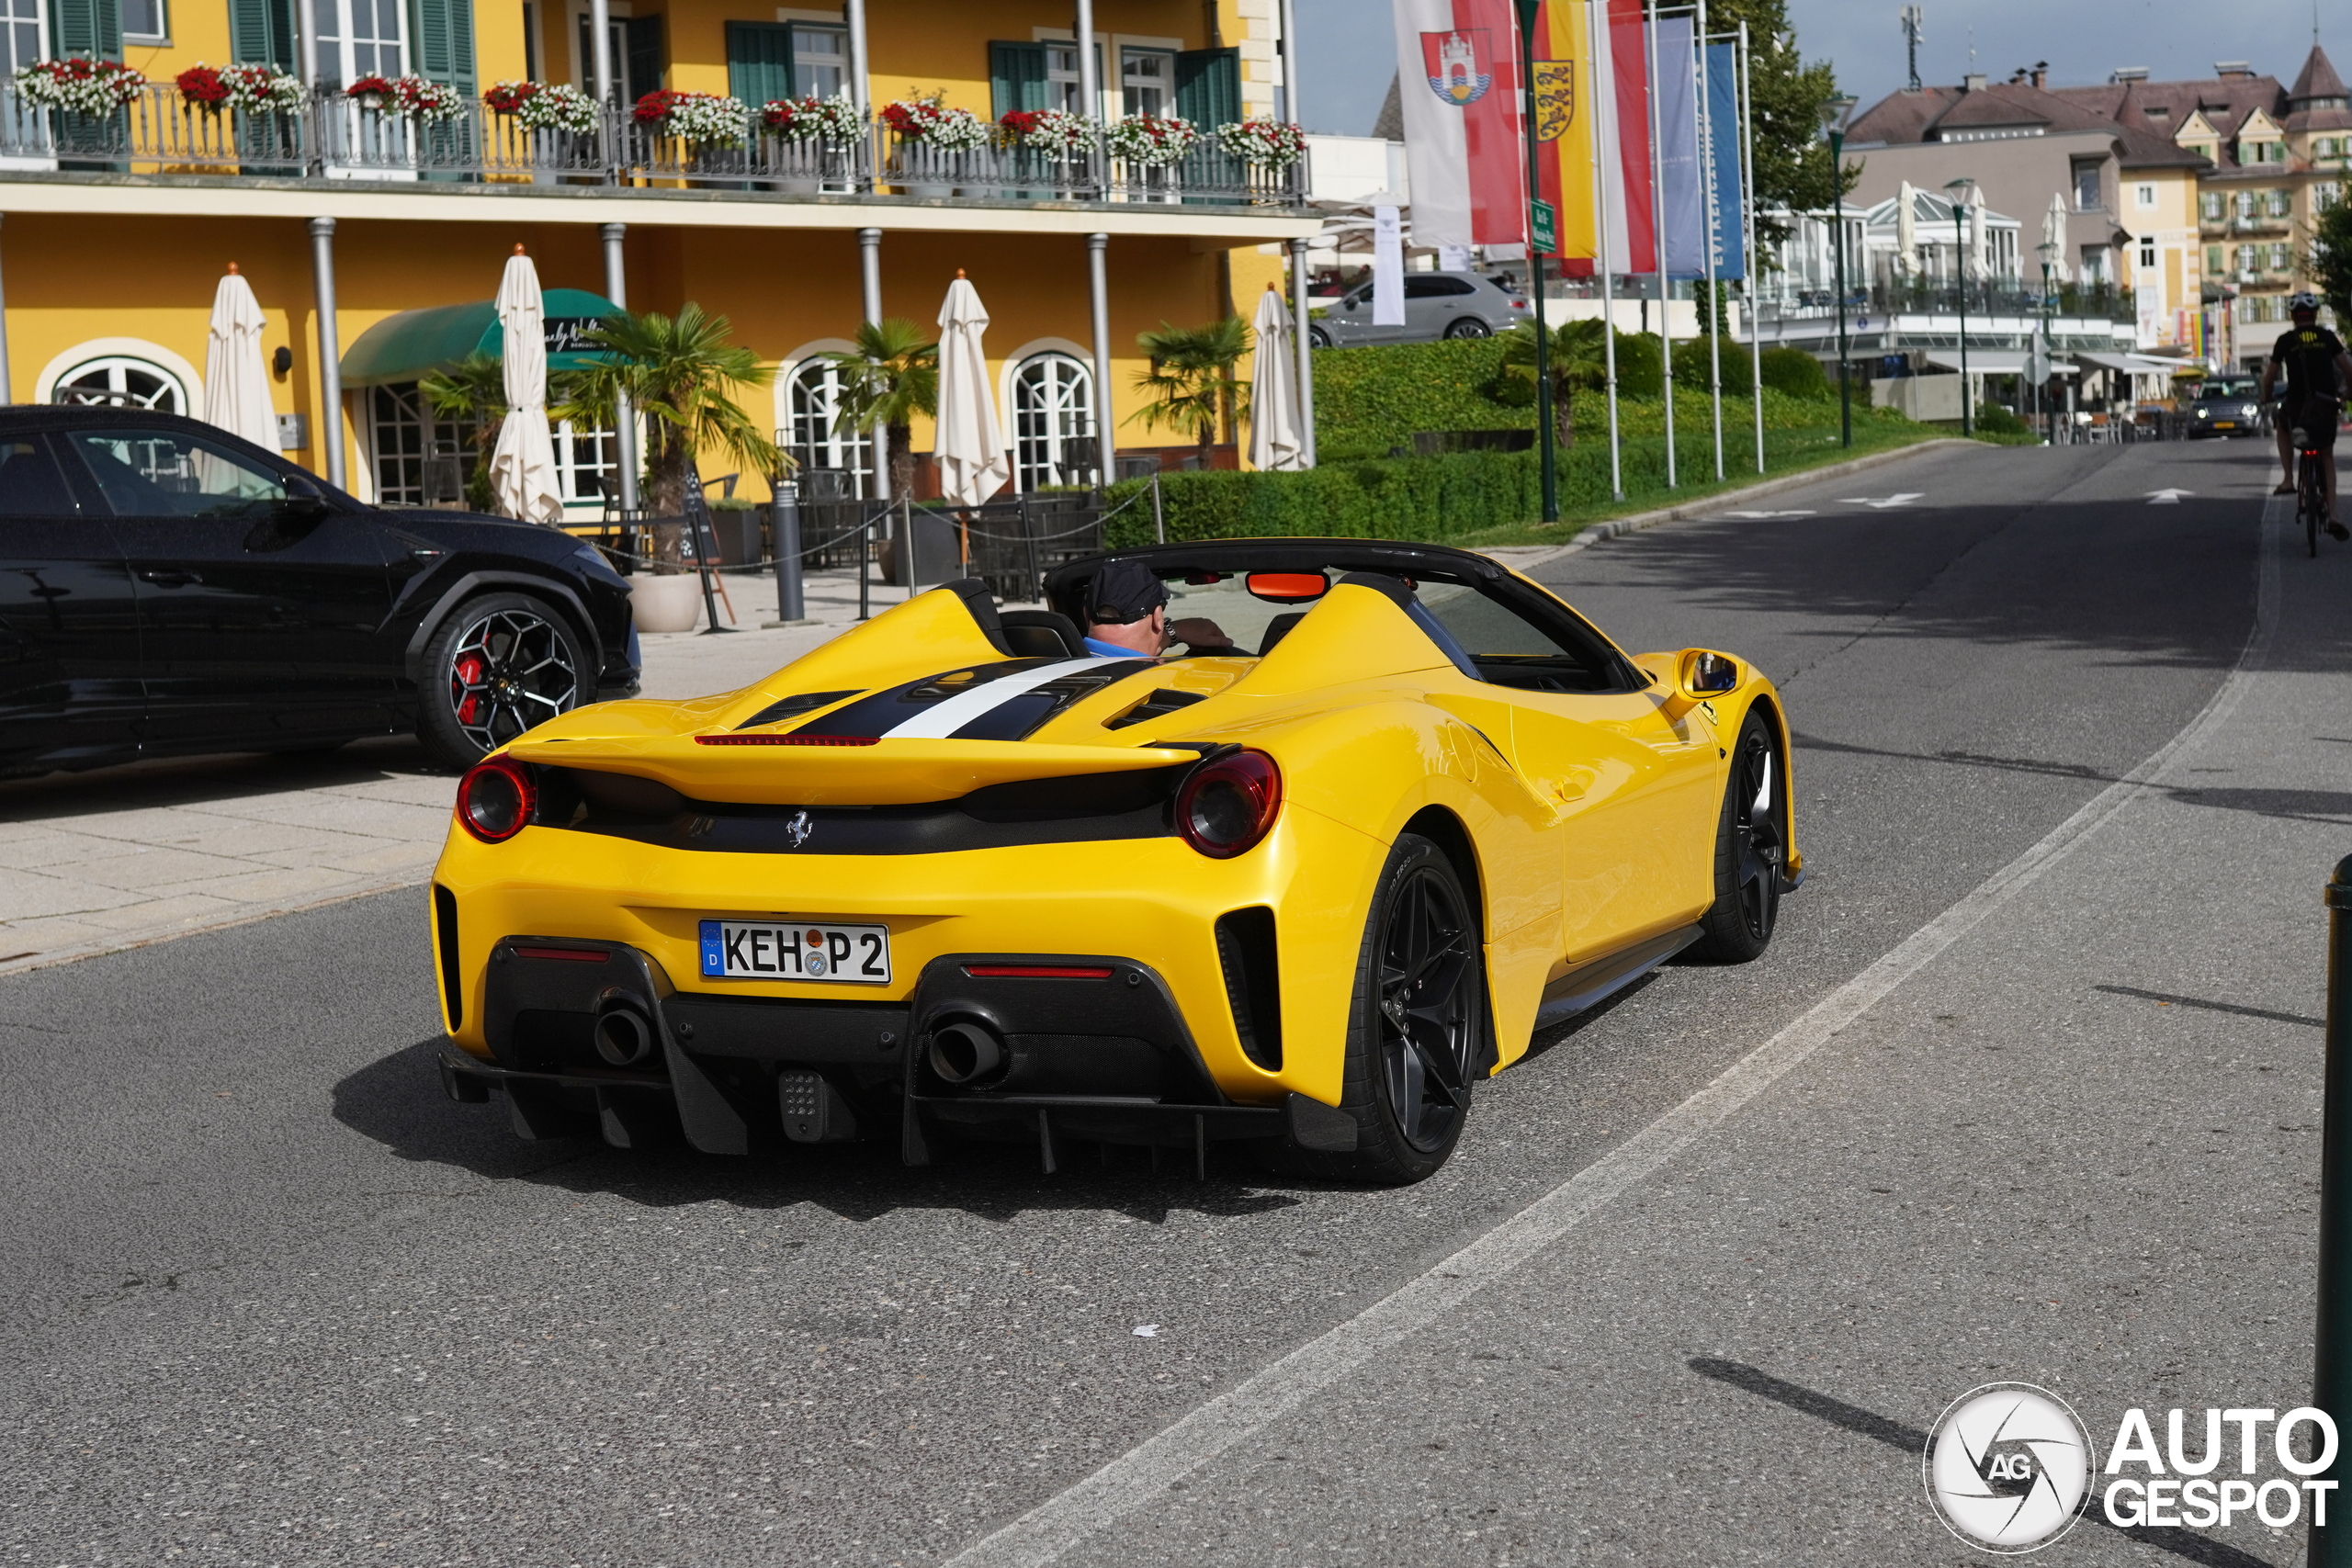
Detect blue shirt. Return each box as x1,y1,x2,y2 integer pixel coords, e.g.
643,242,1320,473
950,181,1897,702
1083,635,1152,660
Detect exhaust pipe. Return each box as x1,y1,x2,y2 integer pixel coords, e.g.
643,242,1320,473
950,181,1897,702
927,1019,1006,1087
593,998,658,1066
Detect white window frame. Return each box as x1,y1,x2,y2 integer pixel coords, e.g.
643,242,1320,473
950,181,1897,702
313,0,411,89
1006,348,1096,493
1120,47,1175,118
0,0,46,80
120,0,167,44
790,22,847,99
778,345,877,499
2133,183,2155,209
51,355,190,413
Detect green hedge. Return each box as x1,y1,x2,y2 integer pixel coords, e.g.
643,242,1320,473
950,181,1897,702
1308,338,1521,459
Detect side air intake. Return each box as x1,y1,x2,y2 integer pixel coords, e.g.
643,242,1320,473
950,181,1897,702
1215,906,1283,1071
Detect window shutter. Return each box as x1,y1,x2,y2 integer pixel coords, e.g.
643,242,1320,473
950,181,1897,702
1174,47,1239,127
47,0,122,60
228,0,297,68
989,40,1048,117
408,0,477,94
727,21,794,107
625,16,663,102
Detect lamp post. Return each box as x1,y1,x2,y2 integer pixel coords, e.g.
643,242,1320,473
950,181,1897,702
1818,95,1858,448
2036,237,2060,445
1513,0,1559,523
1944,176,1973,438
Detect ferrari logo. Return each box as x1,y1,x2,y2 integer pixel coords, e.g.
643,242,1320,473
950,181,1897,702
1421,28,1494,106
784,810,813,849
1534,61,1575,141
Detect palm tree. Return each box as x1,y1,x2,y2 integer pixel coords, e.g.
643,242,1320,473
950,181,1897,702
419,351,505,513
1127,317,1252,468
821,318,937,501
557,305,779,569
1497,318,1612,449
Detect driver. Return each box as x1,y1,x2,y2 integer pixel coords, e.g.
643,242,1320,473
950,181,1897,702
1081,559,1235,657
2259,291,2352,539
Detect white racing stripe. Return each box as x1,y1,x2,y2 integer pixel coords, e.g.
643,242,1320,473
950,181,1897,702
943,498,2283,1568
883,658,1125,740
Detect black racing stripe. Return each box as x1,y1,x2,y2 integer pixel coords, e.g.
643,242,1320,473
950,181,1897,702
792,659,1059,738
946,660,1158,741
734,690,865,730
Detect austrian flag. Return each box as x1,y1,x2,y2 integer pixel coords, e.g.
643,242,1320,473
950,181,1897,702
1392,0,1526,247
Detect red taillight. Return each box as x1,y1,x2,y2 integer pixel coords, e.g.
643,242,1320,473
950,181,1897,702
456,755,536,843
1175,750,1282,859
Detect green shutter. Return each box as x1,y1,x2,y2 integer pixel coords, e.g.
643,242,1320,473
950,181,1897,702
727,21,793,107
408,0,477,94
228,0,296,68
47,0,122,60
1175,47,1239,127
989,40,1048,117
625,16,663,100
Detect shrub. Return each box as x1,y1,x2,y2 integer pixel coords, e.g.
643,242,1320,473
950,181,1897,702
1758,347,1831,400
1971,401,2035,442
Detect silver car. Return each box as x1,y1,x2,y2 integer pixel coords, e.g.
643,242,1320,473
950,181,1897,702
1307,271,1530,347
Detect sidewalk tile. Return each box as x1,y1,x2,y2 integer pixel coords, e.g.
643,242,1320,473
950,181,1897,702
138,863,364,907
0,828,143,871
0,872,149,920
78,893,248,933
71,847,260,892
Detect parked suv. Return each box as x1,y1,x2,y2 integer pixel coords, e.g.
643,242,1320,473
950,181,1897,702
0,407,639,777
1307,271,1529,347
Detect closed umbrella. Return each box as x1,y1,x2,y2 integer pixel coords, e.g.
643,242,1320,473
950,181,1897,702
202,263,277,453
488,244,564,524
2042,192,2072,283
1894,182,1917,277
1248,284,1303,472
933,269,1011,510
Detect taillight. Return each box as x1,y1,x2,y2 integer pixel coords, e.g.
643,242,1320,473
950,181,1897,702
1176,750,1282,858
456,755,536,843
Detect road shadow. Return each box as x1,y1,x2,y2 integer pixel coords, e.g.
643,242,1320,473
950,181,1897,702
332,1037,1310,1226
0,734,447,826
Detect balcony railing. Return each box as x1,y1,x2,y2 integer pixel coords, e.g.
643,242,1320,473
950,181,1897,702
0,83,1311,207
1753,278,2139,323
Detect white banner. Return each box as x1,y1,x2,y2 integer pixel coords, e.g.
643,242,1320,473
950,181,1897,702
1374,206,1407,325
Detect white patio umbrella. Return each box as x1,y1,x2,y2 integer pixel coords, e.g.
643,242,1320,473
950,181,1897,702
1894,181,1918,276
487,244,564,524
202,264,277,452
933,269,1011,510
1248,283,1304,473
2041,192,2073,283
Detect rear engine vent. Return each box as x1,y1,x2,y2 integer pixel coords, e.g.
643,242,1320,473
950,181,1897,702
1215,906,1282,1071
433,884,463,1031
1106,688,1207,731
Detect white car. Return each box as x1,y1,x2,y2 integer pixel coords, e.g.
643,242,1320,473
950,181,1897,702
1309,271,1530,348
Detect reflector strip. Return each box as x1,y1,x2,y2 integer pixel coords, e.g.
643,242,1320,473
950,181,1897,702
514,946,608,963
965,964,1115,979
697,734,881,747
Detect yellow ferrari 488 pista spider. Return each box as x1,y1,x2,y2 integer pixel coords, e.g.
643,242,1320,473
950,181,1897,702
430,540,1800,1184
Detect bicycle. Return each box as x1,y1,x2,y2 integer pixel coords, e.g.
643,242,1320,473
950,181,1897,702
2291,394,2343,558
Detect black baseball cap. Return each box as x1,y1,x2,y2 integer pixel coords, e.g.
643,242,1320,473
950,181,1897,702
1085,558,1169,625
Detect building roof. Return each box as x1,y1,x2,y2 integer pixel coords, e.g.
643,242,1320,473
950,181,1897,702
2290,44,2346,105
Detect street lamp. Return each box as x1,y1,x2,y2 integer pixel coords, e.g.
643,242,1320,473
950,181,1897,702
2036,237,2060,445
1943,176,1973,438
1818,95,1858,447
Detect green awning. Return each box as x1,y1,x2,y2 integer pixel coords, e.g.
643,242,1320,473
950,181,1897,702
339,288,623,387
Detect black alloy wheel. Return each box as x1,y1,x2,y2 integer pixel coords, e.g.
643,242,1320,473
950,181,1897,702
1691,713,1787,963
417,592,585,770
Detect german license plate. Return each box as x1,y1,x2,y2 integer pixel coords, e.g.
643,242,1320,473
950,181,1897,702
2213,421,2237,430
698,919,891,984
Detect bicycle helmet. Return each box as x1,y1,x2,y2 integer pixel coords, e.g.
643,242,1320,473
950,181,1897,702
2289,290,2322,313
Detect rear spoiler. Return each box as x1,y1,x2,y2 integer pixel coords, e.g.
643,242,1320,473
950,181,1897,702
504,734,1203,807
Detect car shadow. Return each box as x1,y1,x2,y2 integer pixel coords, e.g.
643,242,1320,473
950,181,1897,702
0,734,449,825
333,1037,1310,1225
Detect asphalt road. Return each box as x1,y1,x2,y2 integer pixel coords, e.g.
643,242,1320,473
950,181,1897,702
3,436,2337,1567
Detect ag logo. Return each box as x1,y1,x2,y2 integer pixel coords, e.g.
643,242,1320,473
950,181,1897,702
1924,1382,2093,1553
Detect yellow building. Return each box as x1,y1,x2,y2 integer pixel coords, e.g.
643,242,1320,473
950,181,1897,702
0,0,1319,511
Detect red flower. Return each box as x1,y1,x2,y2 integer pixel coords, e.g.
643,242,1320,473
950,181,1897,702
1000,109,1041,136
345,73,396,99
632,88,684,125
483,80,537,115
175,64,227,106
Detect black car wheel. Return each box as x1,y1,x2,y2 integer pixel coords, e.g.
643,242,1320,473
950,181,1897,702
1308,325,1334,349
1312,832,1485,1185
1443,317,1493,340
417,592,585,770
1690,713,1788,963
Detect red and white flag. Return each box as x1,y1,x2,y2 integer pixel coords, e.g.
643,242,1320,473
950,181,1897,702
1392,0,1526,248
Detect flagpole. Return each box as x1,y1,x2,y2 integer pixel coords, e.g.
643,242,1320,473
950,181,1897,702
1738,19,1763,472
1592,0,1623,501
1696,0,1723,481
1513,0,1558,524
1645,0,1674,489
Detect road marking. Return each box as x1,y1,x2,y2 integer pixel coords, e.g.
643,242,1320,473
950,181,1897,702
1717,509,1819,519
942,498,2285,1568
1835,492,1924,509
2147,489,2195,505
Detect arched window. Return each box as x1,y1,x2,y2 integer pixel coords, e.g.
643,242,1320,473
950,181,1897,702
54,355,188,413
785,358,876,499
1012,352,1094,493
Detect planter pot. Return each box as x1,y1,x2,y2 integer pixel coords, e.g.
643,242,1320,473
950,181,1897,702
906,182,953,198
628,573,705,633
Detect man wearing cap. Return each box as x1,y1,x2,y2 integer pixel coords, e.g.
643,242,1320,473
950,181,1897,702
1082,558,1235,658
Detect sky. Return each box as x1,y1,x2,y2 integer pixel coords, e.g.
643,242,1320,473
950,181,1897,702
1291,0,2338,138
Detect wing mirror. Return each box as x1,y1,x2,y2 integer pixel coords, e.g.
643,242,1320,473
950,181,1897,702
277,474,330,521
1645,648,1741,720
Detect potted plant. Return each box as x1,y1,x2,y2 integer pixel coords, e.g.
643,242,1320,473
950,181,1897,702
1106,113,1199,202
1001,107,1096,197
631,88,751,175
880,94,987,197
1216,114,1306,195
758,91,862,191
484,79,599,178
1125,317,1251,470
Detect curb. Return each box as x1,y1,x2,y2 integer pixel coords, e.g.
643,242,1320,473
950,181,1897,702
0,869,432,981
1487,437,1979,575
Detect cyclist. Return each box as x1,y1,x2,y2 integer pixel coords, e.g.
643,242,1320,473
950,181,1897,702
2259,291,2352,539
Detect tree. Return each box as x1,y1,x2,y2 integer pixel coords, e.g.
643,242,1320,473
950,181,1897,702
418,351,505,513
557,305,779,570
821,318,937,502
2312,197,2352,322
1497,319,1611,447
1127,317,1252,468
1702,0,1853,239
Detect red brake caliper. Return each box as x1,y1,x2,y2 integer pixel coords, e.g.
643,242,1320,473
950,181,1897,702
453,651,485,726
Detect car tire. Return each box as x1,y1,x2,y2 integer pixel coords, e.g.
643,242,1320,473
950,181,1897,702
1443,317,1492,340
1299,832,1486,1185
416,592,589,772
1307,326,1333,349
1688,712,1788,964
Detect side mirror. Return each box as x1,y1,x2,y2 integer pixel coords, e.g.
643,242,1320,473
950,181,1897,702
1679,649,1740,697
274,474,330,523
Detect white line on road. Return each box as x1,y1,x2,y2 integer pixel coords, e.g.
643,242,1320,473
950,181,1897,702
2148,489,2196,504
942,498,2285,1568
1835,492,1924,509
